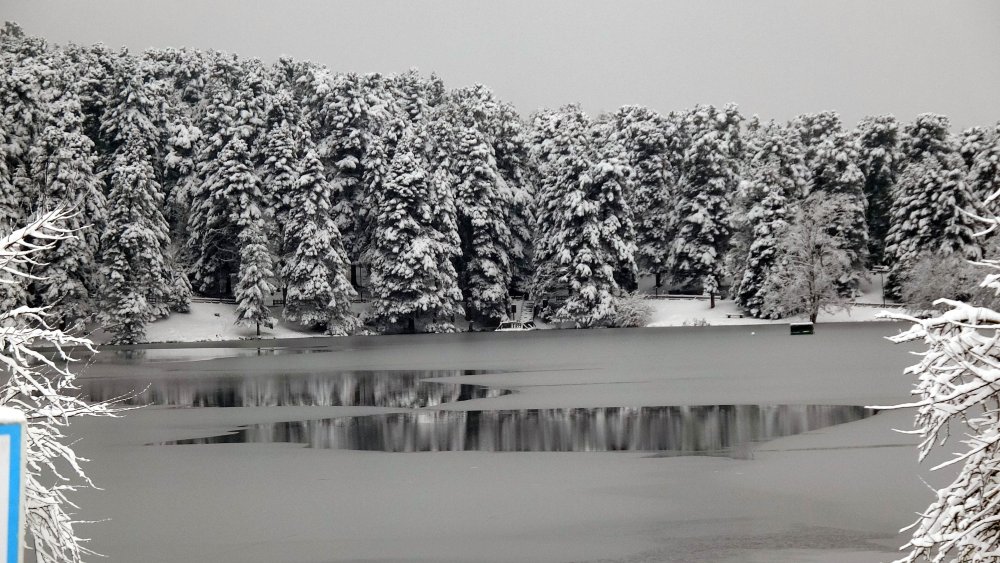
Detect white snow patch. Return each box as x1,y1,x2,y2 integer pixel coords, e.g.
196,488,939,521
90,302,326,345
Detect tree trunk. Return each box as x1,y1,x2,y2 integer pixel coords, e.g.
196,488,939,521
709,291,715,309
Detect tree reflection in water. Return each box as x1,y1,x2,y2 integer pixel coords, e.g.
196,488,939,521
165,405,875,455
78,370,509,409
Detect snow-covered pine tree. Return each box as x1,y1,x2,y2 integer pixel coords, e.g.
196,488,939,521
97,48,192,329
185,58,249,293
668,104,742,297
98,137,173,343
453,126,514,322
437,85,536,294
0,48,53,215
885,114,981,297
958,125,994,170
791,110,843,174
809,130,869,291
968,124,1000,220
365,130,464,333
186,89,233,285
281,149,358,335
0,113,28,312
259,90,305,238
210,137,276,332
550,149,637,327
528,106,594,306
306,71,376,265
855,115,902,267
29,95,107,331
389,68,434,131
611,105,678,287
99,56,165,167
234,221,275,335
0,113,19,228
356,94,408,263
735,122,807,318
736,164,792,318
62,43,118,152
162,103,201,232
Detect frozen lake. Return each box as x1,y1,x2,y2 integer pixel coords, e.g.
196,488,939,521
61,323,940,562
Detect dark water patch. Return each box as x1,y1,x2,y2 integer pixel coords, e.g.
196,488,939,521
78,370,509,409
162,404,875,454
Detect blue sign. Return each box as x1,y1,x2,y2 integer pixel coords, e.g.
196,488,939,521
0,421,24,563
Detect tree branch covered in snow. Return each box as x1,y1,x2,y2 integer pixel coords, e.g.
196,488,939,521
875,259,1000,562
0,208,129,562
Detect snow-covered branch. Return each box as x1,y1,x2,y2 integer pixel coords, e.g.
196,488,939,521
0,211,133,563
876,258,1000,562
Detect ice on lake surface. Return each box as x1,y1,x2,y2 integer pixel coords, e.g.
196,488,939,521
77,368,873,455
161,404,873,454
68,324,925,562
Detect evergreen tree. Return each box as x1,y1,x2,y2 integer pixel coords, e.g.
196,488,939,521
453,126,513,322
99,57,164,165
550,154,637,327
185,62,246,292
98,138,172,343
437,85,535,293
528,106,594,304
855,115,902,266
668,104,742,296
611,105,678,286
792,110,843,173
528,105,637,323
217,137,276,331
281,149,358,335
735,123,807,318
366,131,463,333
959,126,994,170
885,114,981,297
29,96,106,330
235,221,275,333
736,165,792,318
810,130,868,290
311,72,375,262
968,124,1000,220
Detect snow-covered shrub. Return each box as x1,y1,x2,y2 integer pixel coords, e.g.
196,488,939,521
682,318,710,327
610,292,653,328
0,210,127,562
898,250,1000,313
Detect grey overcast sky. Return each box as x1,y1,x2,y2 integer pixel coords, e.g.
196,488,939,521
2,0,999,129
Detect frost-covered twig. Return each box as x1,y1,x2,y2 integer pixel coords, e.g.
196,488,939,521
875,257,1000,562
0,210,134,563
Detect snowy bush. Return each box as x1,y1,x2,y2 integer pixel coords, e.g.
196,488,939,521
610,292,653,328
898,251,1000,312
682,318,710,327
0,210,127,562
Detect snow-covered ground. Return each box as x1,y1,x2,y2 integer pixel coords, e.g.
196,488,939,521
90,273,903,345
646,270,901,327
89,302,326,345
